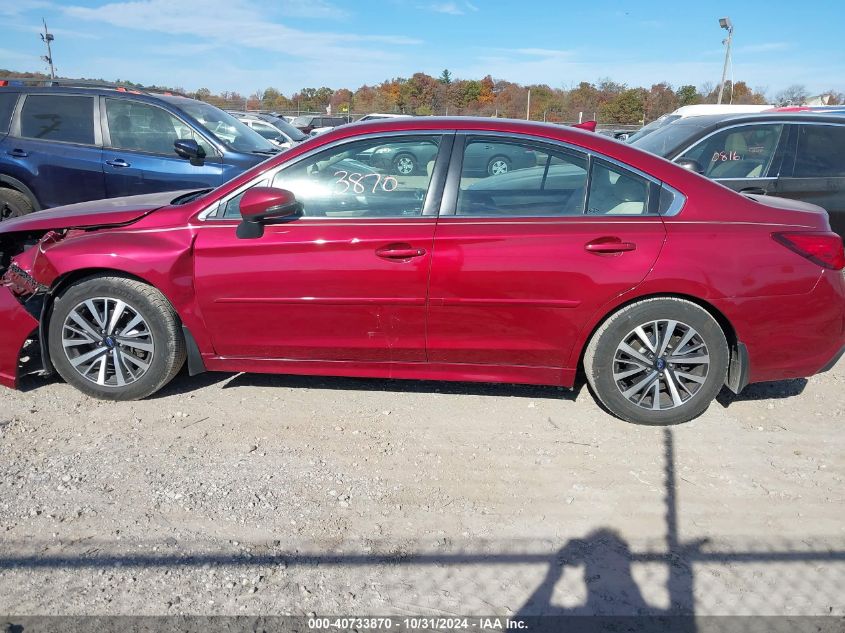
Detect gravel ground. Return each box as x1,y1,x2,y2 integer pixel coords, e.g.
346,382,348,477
0,358,843,617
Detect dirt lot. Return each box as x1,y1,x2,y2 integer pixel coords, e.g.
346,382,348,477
0,356,843,618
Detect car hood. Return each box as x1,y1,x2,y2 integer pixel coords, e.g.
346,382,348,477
0,190,192,234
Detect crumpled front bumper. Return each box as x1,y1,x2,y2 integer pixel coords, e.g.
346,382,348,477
0,285,38,389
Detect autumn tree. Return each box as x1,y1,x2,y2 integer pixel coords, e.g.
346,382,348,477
643,83,678,122
675,84,700,107
775,84,808,106
600,88,647,124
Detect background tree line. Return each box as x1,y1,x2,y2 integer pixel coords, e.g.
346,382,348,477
2,68,843,125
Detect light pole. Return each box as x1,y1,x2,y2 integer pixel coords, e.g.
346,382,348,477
40,18,56,80
716,16,733,105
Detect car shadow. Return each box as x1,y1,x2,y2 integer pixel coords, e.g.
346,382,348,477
716,378,807,407
215,370,583,402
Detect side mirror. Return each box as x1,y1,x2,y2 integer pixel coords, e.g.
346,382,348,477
174,139,206,166
675,158,704,174
236,187,302,239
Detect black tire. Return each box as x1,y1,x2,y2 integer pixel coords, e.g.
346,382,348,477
583,298,729,425
0,188,35,220
392,152,417,176
486,156,510,177
48,275,186,400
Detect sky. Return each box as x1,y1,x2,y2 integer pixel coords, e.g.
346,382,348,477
1,0,844,100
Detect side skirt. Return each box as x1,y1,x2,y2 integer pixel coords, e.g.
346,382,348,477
202,356,574,388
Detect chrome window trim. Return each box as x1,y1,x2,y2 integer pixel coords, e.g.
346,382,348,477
198,129,455,220
464,130,663,186
455,131,661,218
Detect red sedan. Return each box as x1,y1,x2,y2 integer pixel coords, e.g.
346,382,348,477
1,117,843,424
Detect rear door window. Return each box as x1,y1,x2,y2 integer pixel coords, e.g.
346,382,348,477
456,138,588,216
0,92,18,135
586,159,652,216
677,123,784,179
793,124,845,177
20,94,95,145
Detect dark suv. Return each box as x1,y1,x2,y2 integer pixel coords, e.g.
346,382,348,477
290,115,347,134
0,85,281,218
631,112,845,236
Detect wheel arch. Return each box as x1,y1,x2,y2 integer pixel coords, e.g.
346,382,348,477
573,291,746,392
39,268,201,378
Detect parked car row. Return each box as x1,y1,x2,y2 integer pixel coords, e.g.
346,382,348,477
0,85,280,216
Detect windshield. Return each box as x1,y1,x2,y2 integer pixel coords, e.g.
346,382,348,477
259,115,307,141
630,119,713,158
176,101,277,154
624,114,681,144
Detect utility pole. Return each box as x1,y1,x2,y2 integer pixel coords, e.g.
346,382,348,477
716,17,733,105
526,89,531,121
40,18,56,80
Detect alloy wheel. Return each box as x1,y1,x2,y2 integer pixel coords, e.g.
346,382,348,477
395,155,415,175
489,159,509,176
612,319,710,411
61,297,155,387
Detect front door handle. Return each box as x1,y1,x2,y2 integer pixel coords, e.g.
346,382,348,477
376,244,427,260
585,238,637,254
7,149,28,158
739,187,767,196
105,158,131,168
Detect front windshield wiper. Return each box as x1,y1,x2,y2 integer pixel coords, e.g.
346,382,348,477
171,188,213,205
252,149,281,155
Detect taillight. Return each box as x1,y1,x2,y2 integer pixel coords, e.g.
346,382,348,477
773,232,845,270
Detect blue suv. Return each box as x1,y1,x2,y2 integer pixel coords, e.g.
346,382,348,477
0,85,281,218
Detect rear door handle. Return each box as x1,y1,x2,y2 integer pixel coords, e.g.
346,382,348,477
585,238,637,254
739,187,767,196
376,244,427,260
105,158,131,168
7,149,28,158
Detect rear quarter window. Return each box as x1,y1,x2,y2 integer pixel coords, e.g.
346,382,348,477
0,92,18,135
20,94,95,145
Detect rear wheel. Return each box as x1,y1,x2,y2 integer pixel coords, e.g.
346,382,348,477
48,275,186,400
584,298,729,425
0,188,35,220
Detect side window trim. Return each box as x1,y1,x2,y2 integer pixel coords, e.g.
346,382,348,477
199,130,456,221
13,93,101,147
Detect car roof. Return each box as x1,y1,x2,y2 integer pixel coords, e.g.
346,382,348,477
661,110,845,131
0,85,203,108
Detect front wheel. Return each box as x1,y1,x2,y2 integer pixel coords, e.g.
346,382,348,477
48,275,186,400
392,153,417,176
584,298,729,425
0,188,35,220
487,156,510,177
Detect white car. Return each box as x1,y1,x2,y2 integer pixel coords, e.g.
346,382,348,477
237,116,299,149
356,113,412,122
